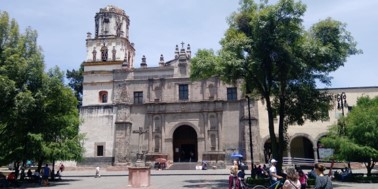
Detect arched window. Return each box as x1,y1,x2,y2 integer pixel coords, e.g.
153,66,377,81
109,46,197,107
101,46,108,61
99,91,108,103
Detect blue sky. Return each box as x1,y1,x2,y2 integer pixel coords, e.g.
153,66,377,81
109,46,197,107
1,0,377,88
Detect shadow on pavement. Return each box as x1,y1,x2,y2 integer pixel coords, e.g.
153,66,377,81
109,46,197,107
183,179,227,188
14,179,83,188
332,182,354,188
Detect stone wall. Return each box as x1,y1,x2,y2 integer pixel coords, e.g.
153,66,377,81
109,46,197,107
77,157,114,167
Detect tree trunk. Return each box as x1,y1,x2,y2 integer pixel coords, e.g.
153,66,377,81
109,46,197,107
365,160,375,177
51,160,55,181
277,95,286,174
266,95,277,162
37,160,43,172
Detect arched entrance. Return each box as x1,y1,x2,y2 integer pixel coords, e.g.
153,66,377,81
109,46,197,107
290,136,314,159
173,125,197,162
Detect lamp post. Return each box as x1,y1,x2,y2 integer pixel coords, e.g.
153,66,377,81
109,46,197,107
336,92,347,116
246,94,254,178
335,92,347,135
335,92,351,169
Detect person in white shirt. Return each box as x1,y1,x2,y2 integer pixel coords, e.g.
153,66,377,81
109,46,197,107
269,159,283,184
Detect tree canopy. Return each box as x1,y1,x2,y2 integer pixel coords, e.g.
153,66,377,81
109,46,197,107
321,96,378,176
66,63,83,108
0,11,84,168
190,0,360,172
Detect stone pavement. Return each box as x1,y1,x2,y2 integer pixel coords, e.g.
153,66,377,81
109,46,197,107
11,168,378,189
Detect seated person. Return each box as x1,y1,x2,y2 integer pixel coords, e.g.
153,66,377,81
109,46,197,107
27,169,32,179
160,162,166,170
20,168,25,180
6,172,16,182
6,172,17,186
32,170,41,183
55,170,62,180
0,172,9,187
202,161,208,170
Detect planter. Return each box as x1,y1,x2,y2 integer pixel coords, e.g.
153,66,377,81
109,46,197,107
128,167,151,188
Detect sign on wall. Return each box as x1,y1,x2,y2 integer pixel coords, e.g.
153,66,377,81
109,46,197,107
318,148,334,159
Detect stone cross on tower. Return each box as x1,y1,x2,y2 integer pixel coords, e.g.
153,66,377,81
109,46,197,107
132,127,149,162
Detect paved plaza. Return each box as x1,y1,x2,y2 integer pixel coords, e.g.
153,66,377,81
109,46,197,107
11,169,378,189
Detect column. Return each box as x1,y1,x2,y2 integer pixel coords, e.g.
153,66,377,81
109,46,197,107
313,147,318,163
197,138,205,162
203,112,208,151
286,147,292,165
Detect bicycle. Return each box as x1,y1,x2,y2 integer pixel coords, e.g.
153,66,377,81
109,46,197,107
249,179,283,189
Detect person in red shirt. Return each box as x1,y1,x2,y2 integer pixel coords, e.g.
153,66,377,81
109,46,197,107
298,169,308,189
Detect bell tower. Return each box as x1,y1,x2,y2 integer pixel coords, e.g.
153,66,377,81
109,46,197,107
85,5,135,69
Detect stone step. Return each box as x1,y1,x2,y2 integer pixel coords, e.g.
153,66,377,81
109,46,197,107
167,163,198,170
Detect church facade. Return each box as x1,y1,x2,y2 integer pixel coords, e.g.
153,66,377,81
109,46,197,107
79,5,378,167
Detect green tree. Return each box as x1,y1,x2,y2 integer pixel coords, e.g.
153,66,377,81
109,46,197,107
66,63,83,107
0,11,45,165
190,0,360,172
0,11,84,171
37,67,84,178
321,96,378,176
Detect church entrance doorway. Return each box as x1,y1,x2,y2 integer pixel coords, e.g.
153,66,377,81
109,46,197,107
173,125,197,162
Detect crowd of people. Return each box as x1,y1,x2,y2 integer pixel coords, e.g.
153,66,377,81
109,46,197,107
0,162,65,187
229,158,334,189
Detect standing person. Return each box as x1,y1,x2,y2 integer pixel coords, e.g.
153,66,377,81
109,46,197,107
59,163,65,173
314,163,333,189
95,167,101,178
229,159,240,189
269,159,283,184
298,169,308,189
283,168,301,189
42,164,50,186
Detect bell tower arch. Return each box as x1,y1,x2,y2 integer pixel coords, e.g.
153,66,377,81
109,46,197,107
85,5,135,68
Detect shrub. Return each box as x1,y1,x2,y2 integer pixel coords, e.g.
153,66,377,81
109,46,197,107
246,177,269,185
307,178,315,186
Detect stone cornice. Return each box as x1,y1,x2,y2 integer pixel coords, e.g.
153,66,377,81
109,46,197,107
83,70,113,75
83,81,113,85
83,61,123,66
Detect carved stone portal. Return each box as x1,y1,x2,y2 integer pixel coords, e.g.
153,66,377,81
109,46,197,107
114,123,131,164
